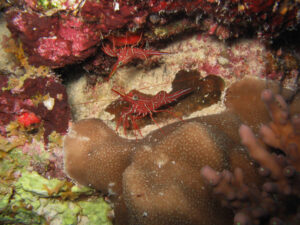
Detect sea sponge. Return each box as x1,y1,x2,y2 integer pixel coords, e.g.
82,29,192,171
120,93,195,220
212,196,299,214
0,73,70,144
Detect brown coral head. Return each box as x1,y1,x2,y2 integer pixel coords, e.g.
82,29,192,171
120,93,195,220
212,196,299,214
63,119,135,195
122,122,234,225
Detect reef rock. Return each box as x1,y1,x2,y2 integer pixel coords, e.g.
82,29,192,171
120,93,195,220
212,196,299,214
5,1,299,68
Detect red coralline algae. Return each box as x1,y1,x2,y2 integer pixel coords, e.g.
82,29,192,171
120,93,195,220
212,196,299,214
0,73,70,143
5,0,299,68
6,10,101,67
80,0,145,32
242,0,275,14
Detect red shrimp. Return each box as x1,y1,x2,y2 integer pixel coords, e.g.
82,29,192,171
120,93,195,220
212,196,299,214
102,44,169,79
111,87,192,137
108,33,143,47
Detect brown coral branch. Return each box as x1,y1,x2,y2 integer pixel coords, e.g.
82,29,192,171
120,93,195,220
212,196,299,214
260,90,300,169
239,124,283,180
202,89,300,225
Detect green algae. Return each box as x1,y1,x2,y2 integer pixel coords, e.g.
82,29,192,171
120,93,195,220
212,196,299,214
16,171,66,197
0,135,25,153
79,198,113,225
38,0,66,9
0,147,30,178
0,207,46,225
71,185,94,195
0,145,112,225
0,169,112,225
0,186,12,210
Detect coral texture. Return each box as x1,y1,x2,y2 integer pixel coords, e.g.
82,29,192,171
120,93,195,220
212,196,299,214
201,89,300,225
64,77,300,225
64,118,134,195
64,112,248,225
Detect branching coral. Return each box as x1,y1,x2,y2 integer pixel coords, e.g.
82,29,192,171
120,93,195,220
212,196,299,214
201,90,300,225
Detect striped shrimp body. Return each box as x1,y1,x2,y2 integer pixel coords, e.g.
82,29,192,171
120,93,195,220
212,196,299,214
102,44,169,79
111,88,192,137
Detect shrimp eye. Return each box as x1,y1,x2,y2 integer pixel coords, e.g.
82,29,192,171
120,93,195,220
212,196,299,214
132,95,139,101
118,61,123,65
